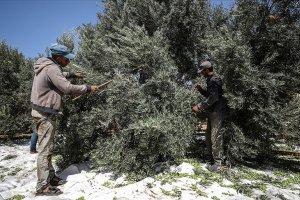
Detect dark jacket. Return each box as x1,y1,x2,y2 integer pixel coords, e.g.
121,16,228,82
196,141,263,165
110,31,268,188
199,74,225,113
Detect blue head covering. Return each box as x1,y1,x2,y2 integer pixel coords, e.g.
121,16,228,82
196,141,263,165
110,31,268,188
50,43,75,60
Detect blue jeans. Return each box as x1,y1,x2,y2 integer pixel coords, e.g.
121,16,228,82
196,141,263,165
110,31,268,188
30,131,38,151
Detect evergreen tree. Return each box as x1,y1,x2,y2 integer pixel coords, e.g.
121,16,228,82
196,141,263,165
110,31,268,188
56,1,198,178
0,41,33,135
55,0,300,176
204,25,283,160
164,0,209,74
203,0,300,161
234,0,300,95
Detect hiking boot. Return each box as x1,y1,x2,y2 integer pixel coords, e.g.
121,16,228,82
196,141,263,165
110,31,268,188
30,149,38,154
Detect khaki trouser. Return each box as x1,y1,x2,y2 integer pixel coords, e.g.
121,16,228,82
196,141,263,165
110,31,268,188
206,112,224,164
32,116,56,192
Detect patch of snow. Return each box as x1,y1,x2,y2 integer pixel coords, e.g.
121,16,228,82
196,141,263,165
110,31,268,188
252,188,266,197
204,182,245,200
180,190,202,200
240,179,253,184
172,177,197,189
1,141,300,200
266,185,300,200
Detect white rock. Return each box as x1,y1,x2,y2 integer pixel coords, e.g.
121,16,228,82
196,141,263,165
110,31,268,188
116,174,127,185
222,178,234,186
178,162,195,175
240,179,253,184
169,165,177,173
252,188,266,197
59,162,91,180
170,162,194,175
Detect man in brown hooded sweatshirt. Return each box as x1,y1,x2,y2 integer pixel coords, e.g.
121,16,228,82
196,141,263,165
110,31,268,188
31,43,98,195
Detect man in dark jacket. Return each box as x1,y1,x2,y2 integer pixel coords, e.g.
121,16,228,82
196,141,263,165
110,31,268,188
31,44,99,195
192,61,225,172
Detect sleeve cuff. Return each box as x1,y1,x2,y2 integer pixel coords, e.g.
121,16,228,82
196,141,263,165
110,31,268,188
201,101,209,110
69,72,76,78
86,85,91,93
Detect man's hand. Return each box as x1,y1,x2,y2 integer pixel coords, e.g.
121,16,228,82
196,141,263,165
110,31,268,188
91,81,113,93
193,82,202,92
91,85,99,93
75,72,85,79
192,104,201,113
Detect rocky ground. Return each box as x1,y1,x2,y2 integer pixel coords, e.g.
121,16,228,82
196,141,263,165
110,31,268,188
0,140,299,200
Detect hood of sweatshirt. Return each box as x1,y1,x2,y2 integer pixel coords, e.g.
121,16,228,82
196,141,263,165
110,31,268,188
34,57,56,75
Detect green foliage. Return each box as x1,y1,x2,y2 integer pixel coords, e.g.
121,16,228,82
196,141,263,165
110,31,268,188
211,196,220,200
1,154,17,161
204,25,281,160
56,0,300,178
6,194,25,200
1,0,299,181
278,95,300,146
8,167,22,176
57,23,197,178
164,0,209,73
0,41,33,135
202,0,300,161
56,31,75,51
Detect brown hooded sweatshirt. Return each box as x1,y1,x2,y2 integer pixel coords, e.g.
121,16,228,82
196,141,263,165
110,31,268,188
31,57,90,115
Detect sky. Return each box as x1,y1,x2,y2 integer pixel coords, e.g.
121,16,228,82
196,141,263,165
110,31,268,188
0,0,102,58
0,0,234,59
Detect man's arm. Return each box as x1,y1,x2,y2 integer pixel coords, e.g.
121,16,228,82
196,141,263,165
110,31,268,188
200,80,220,110
194,82,209,97
62,72,84,79
48,66,89,95
199,87,209,97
